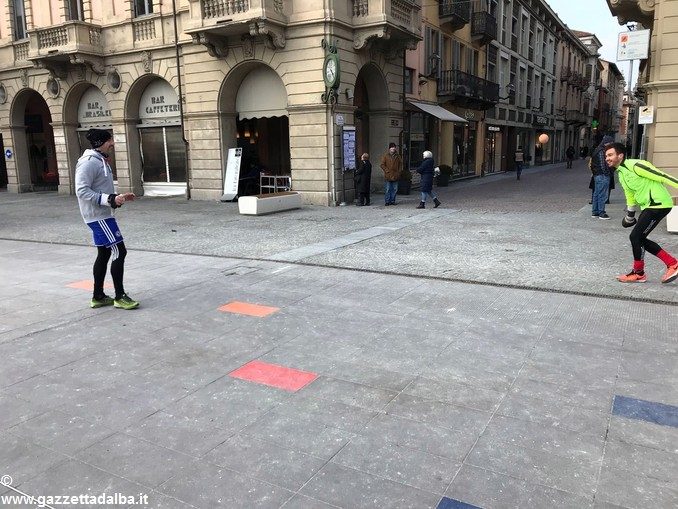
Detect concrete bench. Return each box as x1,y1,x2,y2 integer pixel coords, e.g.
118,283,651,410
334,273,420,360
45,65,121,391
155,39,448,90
238,191,302,216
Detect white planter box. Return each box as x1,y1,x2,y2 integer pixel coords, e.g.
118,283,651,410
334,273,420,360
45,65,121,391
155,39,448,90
667,205,678,233
238,192,302,216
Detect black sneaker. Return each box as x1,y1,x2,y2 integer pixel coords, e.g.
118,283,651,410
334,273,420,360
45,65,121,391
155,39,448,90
599,213,611,220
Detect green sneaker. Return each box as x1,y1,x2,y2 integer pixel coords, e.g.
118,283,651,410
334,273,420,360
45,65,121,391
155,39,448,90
113,294,140,310
90,295,114,308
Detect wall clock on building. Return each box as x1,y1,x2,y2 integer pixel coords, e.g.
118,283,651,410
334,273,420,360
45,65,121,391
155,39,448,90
323,53,340,90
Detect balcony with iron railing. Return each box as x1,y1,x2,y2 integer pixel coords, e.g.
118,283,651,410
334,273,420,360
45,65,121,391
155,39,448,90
439,0,471,30
566,109,588,125
185,0,289,50
471,11,496,45
27,21,104,76
438,69,499,109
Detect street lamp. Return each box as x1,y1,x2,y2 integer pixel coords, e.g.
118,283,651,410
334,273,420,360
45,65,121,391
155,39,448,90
498,82,515,100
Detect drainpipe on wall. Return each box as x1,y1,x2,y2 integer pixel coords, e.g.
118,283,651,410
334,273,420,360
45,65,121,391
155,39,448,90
172,0,191,200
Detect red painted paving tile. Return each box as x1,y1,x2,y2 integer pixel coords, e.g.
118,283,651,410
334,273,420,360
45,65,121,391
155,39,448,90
229,360,318,392
67,280,113,291
218,301,280,317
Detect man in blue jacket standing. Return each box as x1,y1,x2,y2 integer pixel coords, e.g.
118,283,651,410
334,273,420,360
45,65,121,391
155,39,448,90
75,129,139,309
590,135,614,219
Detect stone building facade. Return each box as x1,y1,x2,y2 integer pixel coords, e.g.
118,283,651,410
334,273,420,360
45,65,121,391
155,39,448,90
555,27,592,159
607,0,678,181
0,0,421,204
404,0,499,179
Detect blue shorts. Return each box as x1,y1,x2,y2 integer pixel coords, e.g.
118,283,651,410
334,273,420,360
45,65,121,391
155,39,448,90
87,218,124,247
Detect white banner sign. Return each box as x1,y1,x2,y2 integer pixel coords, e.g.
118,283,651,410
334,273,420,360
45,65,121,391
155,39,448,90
617,29,651,61
221,147,242,202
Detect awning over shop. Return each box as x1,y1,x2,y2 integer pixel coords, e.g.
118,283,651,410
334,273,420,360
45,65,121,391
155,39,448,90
236,67,288,119
407,101,467,123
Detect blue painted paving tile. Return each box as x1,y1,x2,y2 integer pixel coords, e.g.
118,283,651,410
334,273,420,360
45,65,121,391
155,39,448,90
612,395,678,428
437,497,482,509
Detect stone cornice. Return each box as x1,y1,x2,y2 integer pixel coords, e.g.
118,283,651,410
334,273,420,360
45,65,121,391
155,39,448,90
607,0,655,27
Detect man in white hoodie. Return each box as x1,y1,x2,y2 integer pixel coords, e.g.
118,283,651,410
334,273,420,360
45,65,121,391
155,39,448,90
75,128,139,309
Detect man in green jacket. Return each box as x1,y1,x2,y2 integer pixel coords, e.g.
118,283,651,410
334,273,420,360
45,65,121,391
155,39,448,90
605,142,678,283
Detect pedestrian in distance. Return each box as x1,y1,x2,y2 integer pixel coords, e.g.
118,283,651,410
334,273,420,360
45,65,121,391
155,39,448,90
514,146,524,180
415,150,441,209
354,152,372,206
380,142,402,206
604,142,678,284
590,135,615,220
565,145,575,168
75,128,140,309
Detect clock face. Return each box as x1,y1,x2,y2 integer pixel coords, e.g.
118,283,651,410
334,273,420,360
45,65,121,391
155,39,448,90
324,55,339,88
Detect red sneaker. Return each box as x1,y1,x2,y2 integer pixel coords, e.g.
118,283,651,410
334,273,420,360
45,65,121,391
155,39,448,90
661,263,678,284
617,271,647,283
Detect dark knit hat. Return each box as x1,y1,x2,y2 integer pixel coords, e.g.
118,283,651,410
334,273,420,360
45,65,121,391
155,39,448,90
86,128,112,148
388,142,397,149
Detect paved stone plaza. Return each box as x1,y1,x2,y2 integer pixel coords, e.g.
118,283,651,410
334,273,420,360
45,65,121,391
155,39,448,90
1,160,677,508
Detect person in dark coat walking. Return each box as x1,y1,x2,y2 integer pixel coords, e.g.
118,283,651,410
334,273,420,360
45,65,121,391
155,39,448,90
415,150,441,209
566,145,575,168
354,153,372,206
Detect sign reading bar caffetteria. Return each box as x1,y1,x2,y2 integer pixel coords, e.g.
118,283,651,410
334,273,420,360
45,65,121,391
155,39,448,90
617,29,650,61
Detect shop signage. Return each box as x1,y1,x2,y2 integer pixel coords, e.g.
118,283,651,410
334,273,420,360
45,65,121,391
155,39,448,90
410,133,425,142
221,147,242,202
78,87,112,125
487,126,501,132
139,80,180,123
390,118,402,128
533,115,548,126
5,148,12,159
464,110,476,120
342,126,356,171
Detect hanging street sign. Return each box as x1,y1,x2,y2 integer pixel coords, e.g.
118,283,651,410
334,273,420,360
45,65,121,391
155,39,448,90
617,29,651,61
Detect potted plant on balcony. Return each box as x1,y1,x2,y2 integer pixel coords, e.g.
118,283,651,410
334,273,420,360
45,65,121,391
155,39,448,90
398,167,412,195
436,164,453,187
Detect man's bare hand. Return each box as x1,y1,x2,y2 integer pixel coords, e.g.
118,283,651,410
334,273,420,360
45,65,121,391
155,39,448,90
114,193,136,206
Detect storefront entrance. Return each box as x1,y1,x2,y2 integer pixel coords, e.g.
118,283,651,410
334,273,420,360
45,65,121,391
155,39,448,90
10,90,58,191
484,127,502,174
0,134,7,188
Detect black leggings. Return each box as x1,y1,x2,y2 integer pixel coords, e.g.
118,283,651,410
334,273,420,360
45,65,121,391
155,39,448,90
93,242,127,298
630,208,671,261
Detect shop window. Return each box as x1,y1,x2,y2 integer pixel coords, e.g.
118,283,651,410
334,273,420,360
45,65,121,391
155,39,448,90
134,0,153,17
12,0,27,40
139,127,186,183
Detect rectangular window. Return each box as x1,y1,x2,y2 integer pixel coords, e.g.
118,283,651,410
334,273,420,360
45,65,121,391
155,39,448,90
134,0,153,17
404,68,413,94
452,41,461,71
424,27,440,75
66,0,84,21
12,0,27,40
139,126,186,183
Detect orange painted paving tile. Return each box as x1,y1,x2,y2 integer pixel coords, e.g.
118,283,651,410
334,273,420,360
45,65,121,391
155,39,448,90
67,280,113,291
229,360,318,392
218,301,280,317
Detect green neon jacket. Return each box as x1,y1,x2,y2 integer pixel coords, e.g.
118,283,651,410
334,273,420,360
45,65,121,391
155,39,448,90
617,158,678,210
